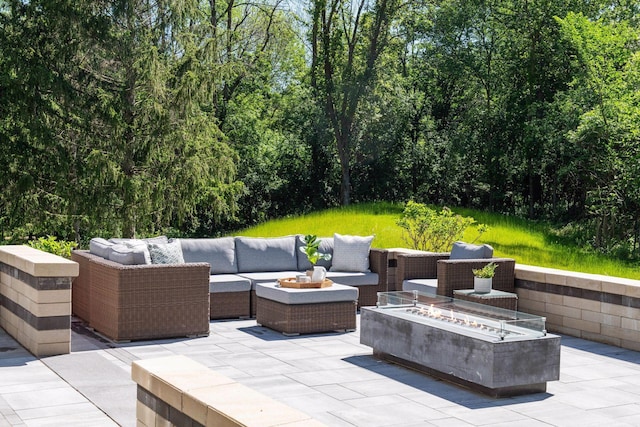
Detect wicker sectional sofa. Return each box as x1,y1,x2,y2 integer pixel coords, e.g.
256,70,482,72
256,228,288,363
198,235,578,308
71,234,388,341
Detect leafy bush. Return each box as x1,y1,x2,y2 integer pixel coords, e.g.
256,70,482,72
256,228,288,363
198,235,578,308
27,236,77,259
396,201,487,252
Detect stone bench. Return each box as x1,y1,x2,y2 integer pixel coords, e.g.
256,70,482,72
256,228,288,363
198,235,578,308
132,355,326,427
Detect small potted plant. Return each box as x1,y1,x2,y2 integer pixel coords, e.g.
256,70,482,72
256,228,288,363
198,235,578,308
299,234,332,282
472,262,498,294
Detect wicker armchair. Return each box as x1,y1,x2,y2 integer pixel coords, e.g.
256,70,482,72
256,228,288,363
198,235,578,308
396,252,515,297
71,250,210,342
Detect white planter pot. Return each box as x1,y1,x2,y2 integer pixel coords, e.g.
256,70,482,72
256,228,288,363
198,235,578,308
474,277,492,294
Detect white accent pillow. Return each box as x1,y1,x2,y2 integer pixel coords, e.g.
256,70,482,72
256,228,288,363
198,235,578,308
329,233,373,272
148,240,185,265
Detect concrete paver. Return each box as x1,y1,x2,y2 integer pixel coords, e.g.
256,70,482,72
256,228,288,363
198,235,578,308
2,316,640,426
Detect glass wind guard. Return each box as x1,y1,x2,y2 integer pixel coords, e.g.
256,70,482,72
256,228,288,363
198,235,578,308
375,291,547,340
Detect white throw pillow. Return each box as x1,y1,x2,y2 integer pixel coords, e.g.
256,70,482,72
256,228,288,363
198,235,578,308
148,239,185,265
329,233,373,272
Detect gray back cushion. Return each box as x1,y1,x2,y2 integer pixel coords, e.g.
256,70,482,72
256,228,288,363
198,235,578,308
89,237,114,259
108,244,149,265
109,236,169,245
106,238,152,264
236,236,297,273
179,237,237,274
296,235,334,271
449,241,494,259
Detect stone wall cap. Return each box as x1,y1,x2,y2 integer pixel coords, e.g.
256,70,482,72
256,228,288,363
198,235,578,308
0,245,78,277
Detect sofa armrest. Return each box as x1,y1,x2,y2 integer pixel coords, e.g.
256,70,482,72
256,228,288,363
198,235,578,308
71,250,102,323
436,258,515,297
396,252,450,283
369,248,388,284
353,248,389,307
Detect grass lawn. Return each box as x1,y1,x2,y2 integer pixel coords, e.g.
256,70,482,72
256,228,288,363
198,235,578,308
236,202,640,280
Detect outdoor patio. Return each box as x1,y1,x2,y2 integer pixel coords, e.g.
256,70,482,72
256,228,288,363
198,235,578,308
2,315,640,426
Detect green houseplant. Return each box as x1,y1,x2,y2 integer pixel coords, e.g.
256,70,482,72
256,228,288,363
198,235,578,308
472,262,497,294
299,234,333,282
299,234,332,266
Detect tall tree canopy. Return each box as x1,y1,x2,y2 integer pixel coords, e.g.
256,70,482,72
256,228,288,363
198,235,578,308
309,0,402,205
0,0,242,239
2,0,640,259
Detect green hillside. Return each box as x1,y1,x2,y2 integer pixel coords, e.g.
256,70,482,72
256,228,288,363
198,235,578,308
236,202,640,280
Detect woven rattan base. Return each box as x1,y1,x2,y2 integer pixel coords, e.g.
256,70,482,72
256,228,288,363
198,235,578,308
251,290,257,318
256,297,357,335
357,285,380,309
210,291,250,320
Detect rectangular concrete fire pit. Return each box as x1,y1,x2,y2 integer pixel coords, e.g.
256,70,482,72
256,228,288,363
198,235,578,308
360,291,561,397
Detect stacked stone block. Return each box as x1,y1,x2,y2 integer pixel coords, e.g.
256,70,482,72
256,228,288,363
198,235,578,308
0,246,78,356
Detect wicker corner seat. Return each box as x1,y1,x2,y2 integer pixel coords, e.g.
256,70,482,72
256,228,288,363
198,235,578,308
396,242,516,298
71,251,210,342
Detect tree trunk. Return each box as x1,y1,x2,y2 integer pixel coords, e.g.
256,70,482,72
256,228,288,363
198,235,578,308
337,134,351,205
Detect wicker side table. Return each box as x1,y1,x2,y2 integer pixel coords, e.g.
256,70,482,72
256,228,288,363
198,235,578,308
255,282,358,336
453,289,518,311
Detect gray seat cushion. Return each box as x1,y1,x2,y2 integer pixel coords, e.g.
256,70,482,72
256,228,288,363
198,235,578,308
237,271,301,289
255,282,358,305
402,278,438,295
180,237,238,274
208,274,252,293
325,271,379,287
235,236,298,273
449,241,493,260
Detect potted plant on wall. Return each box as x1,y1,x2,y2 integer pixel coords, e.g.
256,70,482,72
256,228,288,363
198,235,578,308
472,262,498,294
300,234,332,282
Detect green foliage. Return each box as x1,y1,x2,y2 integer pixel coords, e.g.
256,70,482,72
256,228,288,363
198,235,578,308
396,201,487,252
309,0,403,205
556,12,640,255
27,236,77,259
299,235,332,266
0,0,243,240
472,262,498,278
3,0,640,266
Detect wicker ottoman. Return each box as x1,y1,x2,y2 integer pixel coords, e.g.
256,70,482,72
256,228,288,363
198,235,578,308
208,274,252,320
255,282,358,335
453,289,518,311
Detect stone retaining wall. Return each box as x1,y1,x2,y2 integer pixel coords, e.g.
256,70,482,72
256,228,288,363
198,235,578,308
515,264,640,352
0,245,78,356
132,355,326,426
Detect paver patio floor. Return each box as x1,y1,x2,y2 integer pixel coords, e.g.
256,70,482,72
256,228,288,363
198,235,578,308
2,315,640,426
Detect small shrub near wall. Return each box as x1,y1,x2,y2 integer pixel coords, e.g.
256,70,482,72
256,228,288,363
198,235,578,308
27,236,77,258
